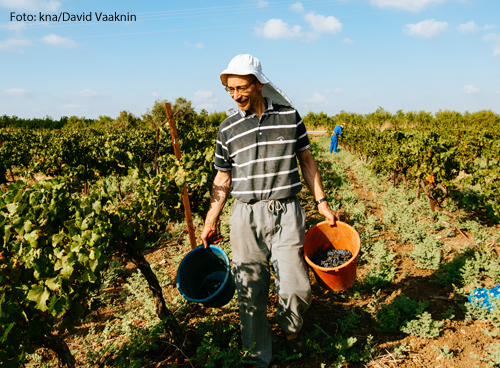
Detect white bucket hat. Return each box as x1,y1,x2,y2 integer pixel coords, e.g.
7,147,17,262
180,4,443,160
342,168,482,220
220,54,293,108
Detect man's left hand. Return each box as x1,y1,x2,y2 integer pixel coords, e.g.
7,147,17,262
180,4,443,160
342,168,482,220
318,201,339,227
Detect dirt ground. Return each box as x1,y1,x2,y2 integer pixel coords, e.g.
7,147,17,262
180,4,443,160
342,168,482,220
268,165,497,368
31,148,500,368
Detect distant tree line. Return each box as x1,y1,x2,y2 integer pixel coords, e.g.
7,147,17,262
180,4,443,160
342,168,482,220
0,97,228,130
303,107,500,133
5,102,499,133
0,115,69,129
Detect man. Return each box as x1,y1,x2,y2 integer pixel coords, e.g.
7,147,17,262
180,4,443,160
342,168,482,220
201,54,337,368
330,123,345,153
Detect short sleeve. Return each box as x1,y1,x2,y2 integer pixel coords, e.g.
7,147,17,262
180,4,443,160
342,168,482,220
295,111,311,152
214,127,232,171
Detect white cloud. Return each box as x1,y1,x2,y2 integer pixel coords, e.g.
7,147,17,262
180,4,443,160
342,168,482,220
482,33,499,42
403,19,448,38
305,92,326,103
256,10,342,41
150,92,162,98
370,0,446,12
324,87,341,94
42,34,77,48
0,38,32,52
290,2,304,13
342,37,354,44
464,85,480,95
459,21,499,33
0,0,60,11
255,19,305,40
304,13,342,34
494,44,500,57
482,33,500,56
185,41,203,49
256,0,268,8
195,90,217,100
194,90,219,110
0,22,27,31
458,21,479,33
1,88,31,97
73,89,99,98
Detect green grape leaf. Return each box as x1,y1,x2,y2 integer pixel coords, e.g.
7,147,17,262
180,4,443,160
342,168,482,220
27,284,50,312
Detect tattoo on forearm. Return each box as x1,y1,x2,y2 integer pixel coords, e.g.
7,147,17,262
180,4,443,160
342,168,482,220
210,182,229,206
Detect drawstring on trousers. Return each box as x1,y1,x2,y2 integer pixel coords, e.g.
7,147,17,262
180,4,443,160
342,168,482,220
267,199,285,216
240,197,294,215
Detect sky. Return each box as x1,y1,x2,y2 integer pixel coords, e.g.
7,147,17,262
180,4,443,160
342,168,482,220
0,0,499,120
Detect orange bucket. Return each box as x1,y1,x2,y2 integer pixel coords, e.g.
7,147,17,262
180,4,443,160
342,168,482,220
303,221,360,291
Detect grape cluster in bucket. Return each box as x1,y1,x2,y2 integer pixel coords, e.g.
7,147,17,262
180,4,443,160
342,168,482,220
310,248,353,268
198,278,223,299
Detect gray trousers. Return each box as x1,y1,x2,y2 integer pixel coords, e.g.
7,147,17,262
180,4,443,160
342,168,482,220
229,197,312,367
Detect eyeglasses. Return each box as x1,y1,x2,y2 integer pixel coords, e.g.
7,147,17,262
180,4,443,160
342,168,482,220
224,79,256,95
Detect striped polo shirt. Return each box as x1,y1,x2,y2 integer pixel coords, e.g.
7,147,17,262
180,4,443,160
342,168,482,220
214,98,311,203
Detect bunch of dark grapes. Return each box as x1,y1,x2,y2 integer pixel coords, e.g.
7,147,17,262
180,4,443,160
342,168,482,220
310,248,353,268
198,279,223,299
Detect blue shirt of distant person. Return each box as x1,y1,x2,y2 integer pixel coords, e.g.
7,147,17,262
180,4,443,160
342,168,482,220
330,124,345,153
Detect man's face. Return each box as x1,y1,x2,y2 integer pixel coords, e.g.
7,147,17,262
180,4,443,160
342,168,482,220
226,74,263,113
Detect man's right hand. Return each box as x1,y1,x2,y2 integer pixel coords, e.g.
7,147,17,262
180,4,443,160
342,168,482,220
201,223,217,248
201,170,231,248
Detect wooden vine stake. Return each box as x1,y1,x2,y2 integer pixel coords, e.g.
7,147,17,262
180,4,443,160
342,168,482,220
164,102,197,249
0,137,15,182
83,165,88,195
9,168,15,182
154,127,160,174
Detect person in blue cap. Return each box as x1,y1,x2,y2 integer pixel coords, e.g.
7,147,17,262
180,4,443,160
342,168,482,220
330,123,345,153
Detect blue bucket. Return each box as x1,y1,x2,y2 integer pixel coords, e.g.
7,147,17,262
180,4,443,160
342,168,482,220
176,245,236,308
